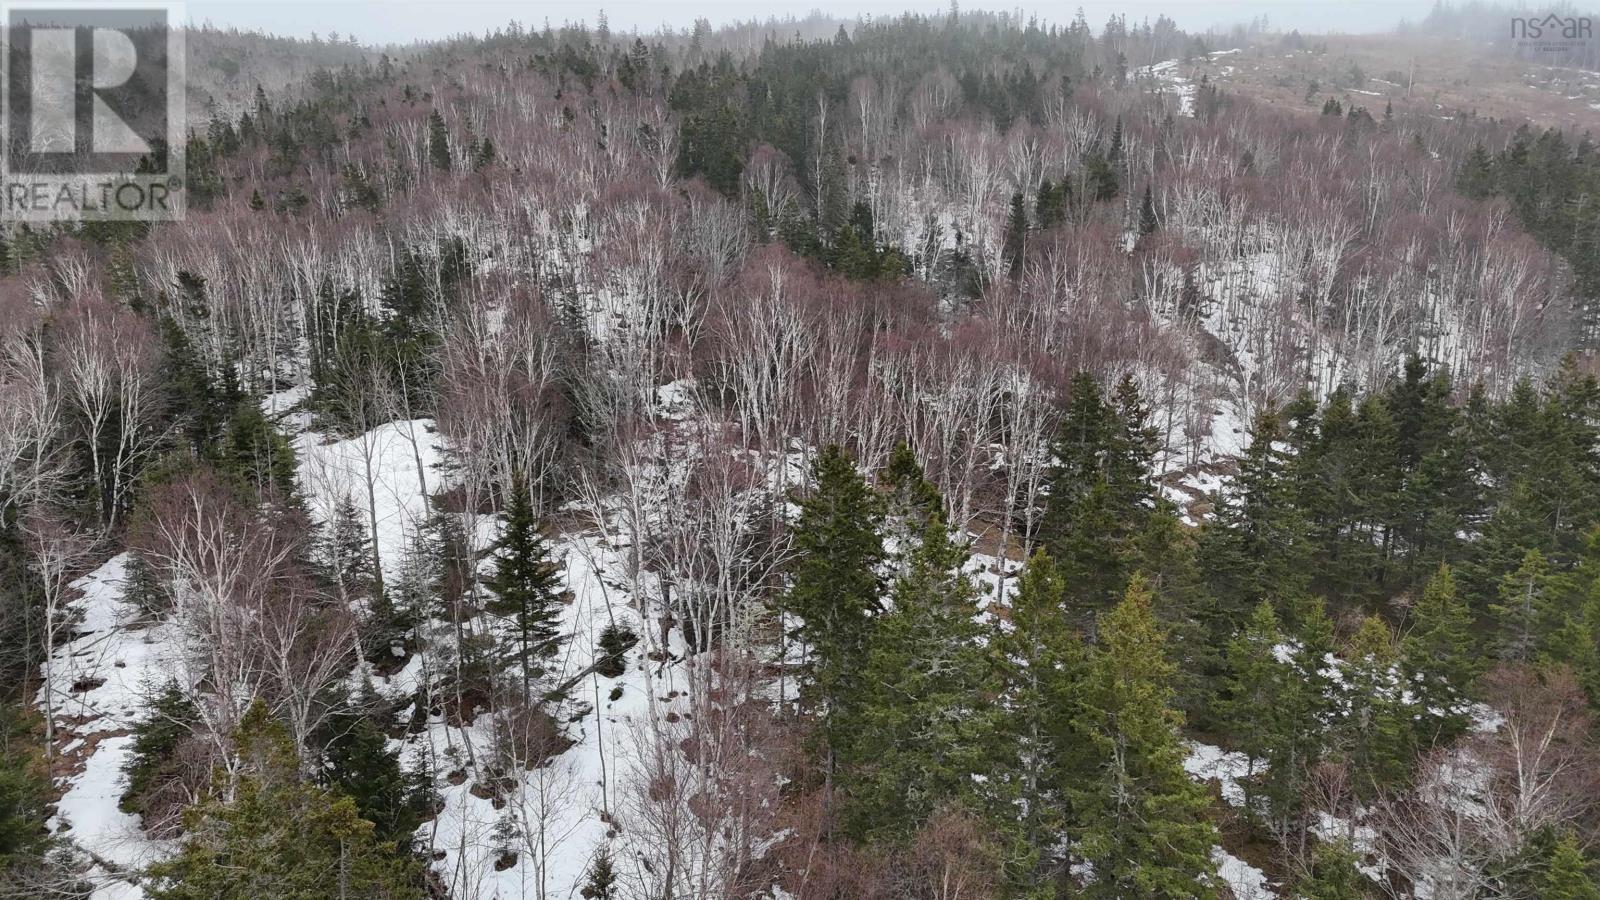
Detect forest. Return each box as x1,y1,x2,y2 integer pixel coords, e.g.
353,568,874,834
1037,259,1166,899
0,6,1597,900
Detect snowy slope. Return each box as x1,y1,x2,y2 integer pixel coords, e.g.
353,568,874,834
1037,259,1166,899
36,387,1326,900
38,554,176,899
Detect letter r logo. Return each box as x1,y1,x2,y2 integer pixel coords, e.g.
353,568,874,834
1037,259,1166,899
1,2,186,221
17,14,159,155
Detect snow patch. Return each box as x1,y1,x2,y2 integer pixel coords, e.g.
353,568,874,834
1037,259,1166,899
38,553,177,899
1185,741,1258,809
1213,846,1275,899
296,418,444,583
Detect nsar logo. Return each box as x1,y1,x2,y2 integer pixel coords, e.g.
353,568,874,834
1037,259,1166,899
1511,12,1595,51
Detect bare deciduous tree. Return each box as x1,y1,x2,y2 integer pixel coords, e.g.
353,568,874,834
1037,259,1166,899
22,506,93,758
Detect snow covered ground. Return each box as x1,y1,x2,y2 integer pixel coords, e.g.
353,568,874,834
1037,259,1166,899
400,526,658,899
1138,48,1241,117
290,409,664,897
1184,742,1277,898
33,405,1295,900
296,418,442,584
36,404,670,899
1185,741,1259,809
33,376,1399,900
38,554,176,899
1214,846,1275,900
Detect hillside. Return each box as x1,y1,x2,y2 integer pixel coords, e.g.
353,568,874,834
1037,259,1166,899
1,9,1600,900
1155,32,1600,131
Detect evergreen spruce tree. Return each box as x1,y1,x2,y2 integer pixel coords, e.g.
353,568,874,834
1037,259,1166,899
387,521,443,655
1524,532,1600,703
1540,834,1600,900
1457,143,1497,199
155,315,231,451
1073,575,1218,899
594,623,639,679
1400,393,1478,584
1484,379,1543,480
326,493,374,603
1220,601,1286,796
1203,408,1313,628
1108,375,1159,512
1286,390,1366,606
837,486,998,845
1490,549,1553,663
375,243,460,393
1386,356,1455,476
1339,615,1414,797
120,682,198,816
0,703,46,869
490,810,520,870
427,109,451,170
1003,192,1029,279
147,702,423,900
1053,480,1128,623
1040,373,1158,621
1347,393,1402,596
124,551,171,615
581,845,619,899
784,445,885,748
1541,357,1600,544
253,84,271,120
1133,507,1217,716
1548,526,1600,619
220,400,298,498
829,224,876,280
816,138,849,236
485,477,566,701
1036,178,1068,229
749,187,773,241
1255,599,1340,837
1293,839,1370,900
321,701,426,846
1403,565,1479,742
1467,361,1600,611
882,441,943,577
1138,184,1159,235
402,743,440,824
1468,477,1555,610
995,551,1089,893
1544,588,1600,702
1085,149,1120,201
1044,372,1116,514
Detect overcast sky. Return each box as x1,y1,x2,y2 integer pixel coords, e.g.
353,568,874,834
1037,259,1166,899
184,0,1438,47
